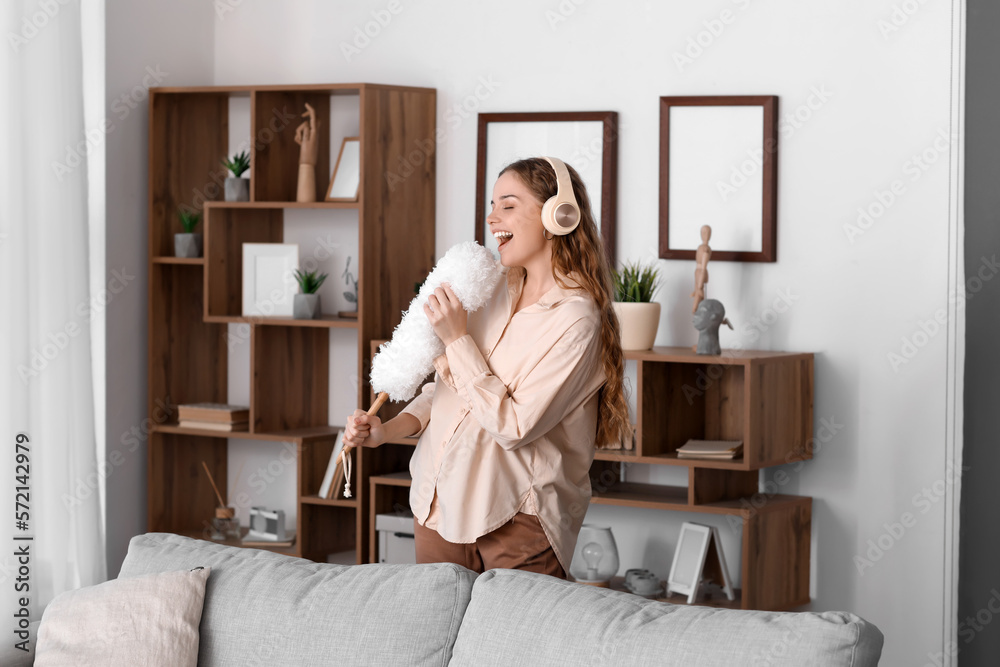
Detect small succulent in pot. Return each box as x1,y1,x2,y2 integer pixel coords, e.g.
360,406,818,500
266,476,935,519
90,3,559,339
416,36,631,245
612,261,662,303
611,260,663,350
222,150,251,202
293,269,328,319
174,208,203,258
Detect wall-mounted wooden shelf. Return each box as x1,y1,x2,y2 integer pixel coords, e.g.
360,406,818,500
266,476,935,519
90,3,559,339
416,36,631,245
365,347,814,612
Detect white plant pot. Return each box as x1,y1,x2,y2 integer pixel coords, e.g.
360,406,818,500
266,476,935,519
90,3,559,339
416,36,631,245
613,302,661,351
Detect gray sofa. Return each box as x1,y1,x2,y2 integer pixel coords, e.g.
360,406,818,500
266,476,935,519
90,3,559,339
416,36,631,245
5,532,883,665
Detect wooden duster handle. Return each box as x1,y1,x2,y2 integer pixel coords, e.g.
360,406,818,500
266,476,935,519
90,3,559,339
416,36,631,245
367,391,389,416
339,392,389,500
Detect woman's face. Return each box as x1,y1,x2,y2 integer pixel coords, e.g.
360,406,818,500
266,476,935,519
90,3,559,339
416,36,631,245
487,172,549,268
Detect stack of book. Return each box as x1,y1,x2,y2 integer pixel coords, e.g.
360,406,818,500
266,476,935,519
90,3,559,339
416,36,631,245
318,431,349,500
177,403,250,432
676,439,744,460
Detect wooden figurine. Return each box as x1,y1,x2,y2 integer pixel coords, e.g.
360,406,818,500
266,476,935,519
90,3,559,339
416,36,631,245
691,224,712,314
295,103,320,202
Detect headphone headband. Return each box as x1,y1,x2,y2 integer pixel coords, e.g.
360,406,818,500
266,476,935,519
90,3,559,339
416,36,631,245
541,157,581,236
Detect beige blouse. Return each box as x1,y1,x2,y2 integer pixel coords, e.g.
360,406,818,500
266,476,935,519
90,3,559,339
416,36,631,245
401,265,606,574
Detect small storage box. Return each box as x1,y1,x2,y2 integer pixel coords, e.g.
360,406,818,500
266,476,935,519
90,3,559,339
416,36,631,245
376,512,416,564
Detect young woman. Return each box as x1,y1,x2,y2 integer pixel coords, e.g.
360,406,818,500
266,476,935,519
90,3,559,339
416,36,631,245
344,157,630,578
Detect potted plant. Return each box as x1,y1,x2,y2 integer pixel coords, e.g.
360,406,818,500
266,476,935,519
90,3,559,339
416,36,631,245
293,269,328,319
612,261,662,350
174,209,202,258
221,150,250,202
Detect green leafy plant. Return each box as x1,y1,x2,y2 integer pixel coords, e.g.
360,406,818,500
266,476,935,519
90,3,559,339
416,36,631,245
221,150,250,178
178,209,201,234
294,269,328,295
612,261,662,303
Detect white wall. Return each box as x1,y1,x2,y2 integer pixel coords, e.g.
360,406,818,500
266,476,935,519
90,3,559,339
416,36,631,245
100,1,963,664
104,0,214,575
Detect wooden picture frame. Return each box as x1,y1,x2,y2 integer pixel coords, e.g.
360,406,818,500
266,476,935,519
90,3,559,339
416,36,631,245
325,136,361,202
659,96,778,262
475,111,619,263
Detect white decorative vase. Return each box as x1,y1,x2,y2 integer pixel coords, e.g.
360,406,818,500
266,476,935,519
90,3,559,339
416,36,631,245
570,525,620,587
613,302,661,351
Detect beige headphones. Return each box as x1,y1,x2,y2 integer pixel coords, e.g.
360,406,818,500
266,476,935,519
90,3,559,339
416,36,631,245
541,157,581,236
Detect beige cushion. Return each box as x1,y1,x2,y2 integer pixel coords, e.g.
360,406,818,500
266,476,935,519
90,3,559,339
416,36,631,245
35,567,210,667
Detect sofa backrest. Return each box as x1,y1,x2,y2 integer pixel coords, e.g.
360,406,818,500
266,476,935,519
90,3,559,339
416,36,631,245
120,533,476,666
447,569,884,667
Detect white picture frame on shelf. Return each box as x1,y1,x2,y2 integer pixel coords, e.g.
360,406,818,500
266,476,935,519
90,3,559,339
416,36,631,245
666,522,735,604
242,243,299,317
325,137,361,201
666,522,711,603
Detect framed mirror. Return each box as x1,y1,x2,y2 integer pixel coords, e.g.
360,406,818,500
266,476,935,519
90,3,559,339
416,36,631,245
475,111,618,263
659,96,777,262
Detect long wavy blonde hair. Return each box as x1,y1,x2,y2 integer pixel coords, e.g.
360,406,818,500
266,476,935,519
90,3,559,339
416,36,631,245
499,158,631,449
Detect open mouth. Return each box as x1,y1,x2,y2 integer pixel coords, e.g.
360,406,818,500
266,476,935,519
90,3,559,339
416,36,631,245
493,230,513,250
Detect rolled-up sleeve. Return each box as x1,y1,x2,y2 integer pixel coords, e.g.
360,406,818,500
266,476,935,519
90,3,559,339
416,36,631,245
399,380,436,437
436,318,601,451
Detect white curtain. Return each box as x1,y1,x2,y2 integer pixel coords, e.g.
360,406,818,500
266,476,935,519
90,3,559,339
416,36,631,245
0,0,107,623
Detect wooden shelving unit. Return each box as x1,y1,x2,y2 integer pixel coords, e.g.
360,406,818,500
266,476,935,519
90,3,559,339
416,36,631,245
146,82,436,565
365,345,814,611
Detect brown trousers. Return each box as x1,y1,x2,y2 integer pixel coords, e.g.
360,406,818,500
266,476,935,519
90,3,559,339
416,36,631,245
414,512,566,579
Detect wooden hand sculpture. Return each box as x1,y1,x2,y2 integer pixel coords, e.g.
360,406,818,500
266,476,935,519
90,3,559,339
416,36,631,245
294,103,320,202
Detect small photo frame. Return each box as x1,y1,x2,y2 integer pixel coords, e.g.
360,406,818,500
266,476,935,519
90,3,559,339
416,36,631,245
326,137,361,201
666,522,734,604
242,243,299,317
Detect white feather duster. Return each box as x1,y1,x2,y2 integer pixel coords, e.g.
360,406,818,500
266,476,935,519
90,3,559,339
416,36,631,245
371,241,503,403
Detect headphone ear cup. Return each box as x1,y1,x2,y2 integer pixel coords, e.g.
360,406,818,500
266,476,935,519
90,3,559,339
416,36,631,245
541,196,580,236
540,156,582,236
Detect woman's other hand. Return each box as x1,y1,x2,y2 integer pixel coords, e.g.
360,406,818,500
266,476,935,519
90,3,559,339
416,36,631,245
343,409,384,453
425,283,468,346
